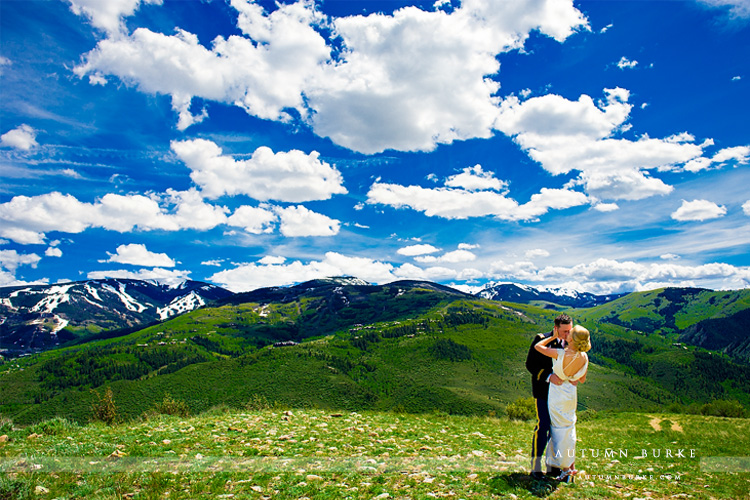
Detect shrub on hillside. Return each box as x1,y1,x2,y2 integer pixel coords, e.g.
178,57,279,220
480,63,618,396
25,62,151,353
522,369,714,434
506,397,536,421
245,394,283,411
700,399,746,418
91,386,118,425
27,417,78,436
151,393,191,417
0,415,13,434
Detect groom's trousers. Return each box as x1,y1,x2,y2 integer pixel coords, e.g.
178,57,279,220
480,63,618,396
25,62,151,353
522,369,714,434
531,396,551,472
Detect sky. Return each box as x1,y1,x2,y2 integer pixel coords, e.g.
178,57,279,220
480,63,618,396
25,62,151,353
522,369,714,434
1,0,749,294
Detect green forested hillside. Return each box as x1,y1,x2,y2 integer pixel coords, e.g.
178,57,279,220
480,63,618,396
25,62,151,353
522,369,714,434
1,280,748,426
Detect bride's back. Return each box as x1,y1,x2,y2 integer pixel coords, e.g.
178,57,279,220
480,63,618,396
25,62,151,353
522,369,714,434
562,350,587,378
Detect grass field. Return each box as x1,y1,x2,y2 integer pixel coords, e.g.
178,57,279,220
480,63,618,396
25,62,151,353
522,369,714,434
1,407,748,499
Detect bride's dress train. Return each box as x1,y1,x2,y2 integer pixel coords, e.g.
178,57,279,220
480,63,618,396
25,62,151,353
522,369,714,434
545,348,588,475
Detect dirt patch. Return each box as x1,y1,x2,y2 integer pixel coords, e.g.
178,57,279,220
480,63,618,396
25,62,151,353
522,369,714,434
649,417,662,431
647,416,684,432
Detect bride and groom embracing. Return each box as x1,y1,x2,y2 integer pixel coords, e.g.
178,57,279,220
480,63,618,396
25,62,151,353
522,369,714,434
525,313,592,483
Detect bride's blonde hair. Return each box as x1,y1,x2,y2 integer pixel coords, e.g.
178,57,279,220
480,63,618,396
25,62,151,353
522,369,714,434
570,325,591,352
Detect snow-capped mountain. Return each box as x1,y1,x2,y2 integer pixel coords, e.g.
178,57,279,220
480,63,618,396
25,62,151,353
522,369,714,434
0,279,232,355
475,282,625,308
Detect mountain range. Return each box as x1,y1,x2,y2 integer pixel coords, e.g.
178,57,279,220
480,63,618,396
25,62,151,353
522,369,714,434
475,282,626,308
0,279,232,356
1,276,749,426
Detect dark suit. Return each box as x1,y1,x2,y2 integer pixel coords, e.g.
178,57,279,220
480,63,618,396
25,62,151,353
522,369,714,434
525,330,563,472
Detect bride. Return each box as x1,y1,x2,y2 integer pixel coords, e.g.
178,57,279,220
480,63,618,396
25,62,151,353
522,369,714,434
534,324,591,482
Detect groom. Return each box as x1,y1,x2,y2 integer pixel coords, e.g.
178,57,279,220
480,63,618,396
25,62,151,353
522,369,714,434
525,313,573,480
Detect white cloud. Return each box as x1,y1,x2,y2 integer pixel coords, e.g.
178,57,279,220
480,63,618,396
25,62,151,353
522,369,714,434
75,2,331,128
743,200,750,215
45,247,63,258
487,257,750,293
0,249,41,272
525,249,550,259
0,56,10,76
67,0,163,35
87,267,191,285
101,243,175,267
660,253,681,260
444,165,506,191
309,0,587,153
366,182,587,221
617,56,638,69
209,251,397,292
458,243,480,250
683,145,750,172
171,139,347,202
697,0,750,19
75,0,587,153
397,244,441,256
226,205,277,234
593,202,619,212
494,88,713,201
416,249,476,264
0,190,228,244
275,205,340,237
671,199,727,221
1,124,38,150
259,256,286,265
711,145,750,165
201,259,224,267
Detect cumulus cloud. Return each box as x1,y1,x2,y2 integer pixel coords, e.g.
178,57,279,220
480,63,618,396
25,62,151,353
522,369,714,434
444,165,507,191
0,249,41,272
171,139,347,202
87,267,191,285
416,249,476,264
398,244,441,256
275,205,341,237
671,199,727,221
45,247,63,258
1,124,38,150
367,180,588,221
495,88,713,201
67,0,163,35
226,205,277,234
458,243,480,250
74,1,331,128
682,145,750,172
209,251,398,291
743,200,750,215
0,190,228,244
593,202,619,212
101,243,176,267
75,0,587,153
617,56,638,69
488,257,750,294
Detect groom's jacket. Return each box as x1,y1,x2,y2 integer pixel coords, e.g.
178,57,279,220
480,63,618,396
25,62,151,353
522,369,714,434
525,331,563,399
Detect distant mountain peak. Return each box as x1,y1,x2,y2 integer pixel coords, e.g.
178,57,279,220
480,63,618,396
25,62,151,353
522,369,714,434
0,279,232,356
476,282,625,308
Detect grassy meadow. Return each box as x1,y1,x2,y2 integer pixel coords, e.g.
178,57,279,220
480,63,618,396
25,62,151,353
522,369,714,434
1,406,749,499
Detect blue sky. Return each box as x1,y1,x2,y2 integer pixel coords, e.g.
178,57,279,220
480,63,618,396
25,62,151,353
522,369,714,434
1,0,749,294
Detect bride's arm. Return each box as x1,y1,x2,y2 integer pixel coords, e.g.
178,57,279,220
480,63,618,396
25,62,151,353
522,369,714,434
533,333,559,359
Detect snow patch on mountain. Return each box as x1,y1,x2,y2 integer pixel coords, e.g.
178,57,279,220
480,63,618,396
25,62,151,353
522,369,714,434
29,284,75,313
157,291,205,320
102,283,148,313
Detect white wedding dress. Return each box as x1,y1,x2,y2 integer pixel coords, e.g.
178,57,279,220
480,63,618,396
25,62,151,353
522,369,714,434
545,349,588,470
